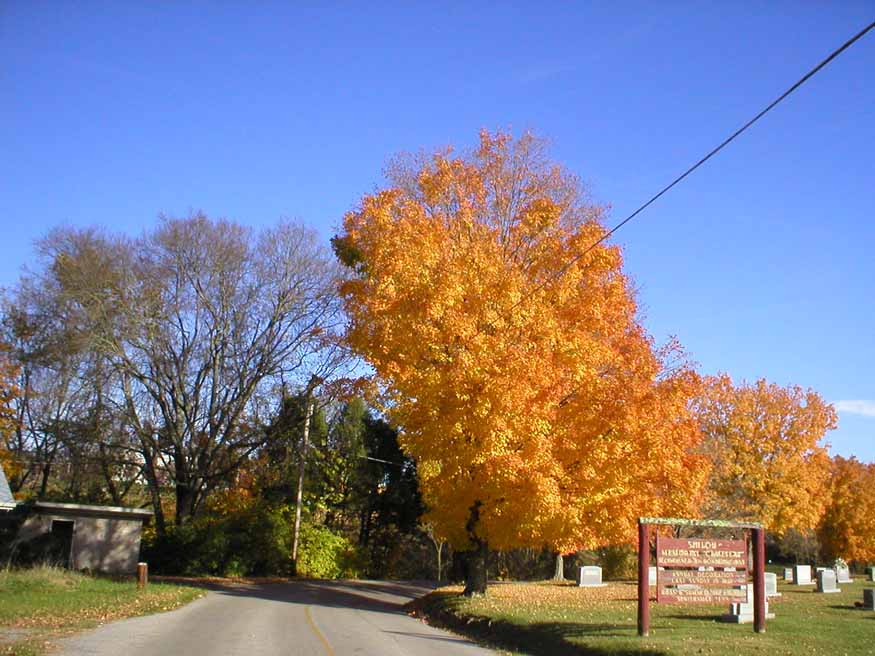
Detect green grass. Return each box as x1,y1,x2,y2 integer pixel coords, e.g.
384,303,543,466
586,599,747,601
0,565,204,655
414,579,875,656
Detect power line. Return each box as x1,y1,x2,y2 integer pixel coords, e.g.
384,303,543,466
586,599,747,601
505,19,875,316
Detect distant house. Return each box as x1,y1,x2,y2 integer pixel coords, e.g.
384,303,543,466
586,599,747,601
0,460,14,511
0,461,152,574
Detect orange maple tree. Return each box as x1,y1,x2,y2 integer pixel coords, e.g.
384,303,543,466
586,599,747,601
333,131,706,593
695,374,835,534
818,455,875,563
0,343,20,483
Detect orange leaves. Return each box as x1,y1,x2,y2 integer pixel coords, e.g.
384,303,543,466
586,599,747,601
0,343,20,482
817,456,875,563
334,130,705,553
695,375,835,534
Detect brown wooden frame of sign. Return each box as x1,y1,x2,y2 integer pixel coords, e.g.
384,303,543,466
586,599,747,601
637,517,765,637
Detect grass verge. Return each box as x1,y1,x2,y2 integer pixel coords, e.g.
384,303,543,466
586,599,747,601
0,565,204,655
411,579,875,656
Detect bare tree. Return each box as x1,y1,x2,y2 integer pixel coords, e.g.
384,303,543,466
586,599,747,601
36,214,345,530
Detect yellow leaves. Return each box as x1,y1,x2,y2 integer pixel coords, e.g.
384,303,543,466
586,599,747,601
696,375,835,534
817,456,875,562
335,130,705,553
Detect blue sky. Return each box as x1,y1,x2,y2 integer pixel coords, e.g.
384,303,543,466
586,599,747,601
2,2,873,459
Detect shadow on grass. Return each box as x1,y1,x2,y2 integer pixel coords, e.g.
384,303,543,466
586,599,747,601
663,614,721,623
414,592,667,656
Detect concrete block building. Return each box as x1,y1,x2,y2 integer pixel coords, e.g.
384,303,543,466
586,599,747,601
0,462,152,574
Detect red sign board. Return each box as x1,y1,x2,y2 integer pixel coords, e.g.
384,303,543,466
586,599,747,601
657,585,749,604
660,569,747,586
656,536,747,569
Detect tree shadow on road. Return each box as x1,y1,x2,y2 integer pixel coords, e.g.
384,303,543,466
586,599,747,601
202,579,439,616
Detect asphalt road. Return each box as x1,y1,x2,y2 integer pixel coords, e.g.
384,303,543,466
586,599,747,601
57,580,494,656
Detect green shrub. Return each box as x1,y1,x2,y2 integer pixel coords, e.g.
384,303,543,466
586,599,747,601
596,544,637,580
141,502,361,579
297,523,360,579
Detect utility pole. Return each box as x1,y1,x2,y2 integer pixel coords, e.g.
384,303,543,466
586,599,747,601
291,375,321,576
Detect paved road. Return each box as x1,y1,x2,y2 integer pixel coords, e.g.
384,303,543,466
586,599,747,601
58,580,494,656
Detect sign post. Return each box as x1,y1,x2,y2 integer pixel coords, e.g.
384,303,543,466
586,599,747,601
752,527,766,633
637,521,650,636
638,517,764,637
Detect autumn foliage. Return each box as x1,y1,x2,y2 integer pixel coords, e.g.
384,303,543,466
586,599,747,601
695,374,835,534
334,131,706,579
0,343,20,482
818,456,875,563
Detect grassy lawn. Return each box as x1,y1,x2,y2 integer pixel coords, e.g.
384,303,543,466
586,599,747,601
414,578,875,656
0,566,204,656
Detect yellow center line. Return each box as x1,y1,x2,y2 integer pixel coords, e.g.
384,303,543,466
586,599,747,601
305,605,335,656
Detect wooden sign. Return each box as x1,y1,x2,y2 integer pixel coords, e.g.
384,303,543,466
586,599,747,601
660,569,747,586
657,568,748,603
657,585,748,604
656,536,747,569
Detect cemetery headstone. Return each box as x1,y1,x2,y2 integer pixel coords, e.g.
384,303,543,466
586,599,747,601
835,564,852,583
863,588,875,611
722,584,774,623
648,566,657,587
764,572,780,598
783,567,793,582
794,565,813,585
869,568,875,583
577,565,607,587
816,569,840,593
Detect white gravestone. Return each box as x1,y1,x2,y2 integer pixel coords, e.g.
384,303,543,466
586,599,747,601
794,565,813,585
722,584,774,623
835,565,852,583
816,569,840,593
648,566,657,587
783,567,793,582
863,589,875,611
870,568,875,583
577,566,607,587
765,572,781,598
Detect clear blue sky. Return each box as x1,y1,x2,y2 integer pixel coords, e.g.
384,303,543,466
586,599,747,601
2,2,873,459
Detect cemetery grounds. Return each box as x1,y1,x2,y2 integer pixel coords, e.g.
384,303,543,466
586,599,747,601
414,576,875,656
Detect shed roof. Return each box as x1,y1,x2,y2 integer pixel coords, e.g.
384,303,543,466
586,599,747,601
0,461,15,509
31,501,153,521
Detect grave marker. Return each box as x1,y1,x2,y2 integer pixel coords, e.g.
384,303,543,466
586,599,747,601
722,584,774,624
816,569,840,593
783,567,793,582
794,565,813,585
863,588,875,611
835,564,852,583
765,572,780,598
577,565,607,587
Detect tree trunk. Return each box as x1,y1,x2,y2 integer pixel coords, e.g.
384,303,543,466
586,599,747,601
462,538,488,596
463,500,487,596
553,552,565,581
291,393,315,576
175,482,196,525
141,446,166,535
39,462,51,498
